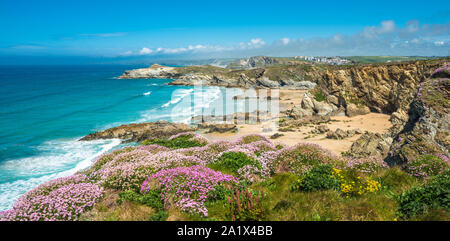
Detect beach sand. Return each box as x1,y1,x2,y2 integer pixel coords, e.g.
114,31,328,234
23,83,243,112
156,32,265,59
202,89,392,155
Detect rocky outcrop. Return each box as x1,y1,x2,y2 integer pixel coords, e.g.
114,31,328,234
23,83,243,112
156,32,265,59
386,64,450,166
326,128,362,140
80,120,196,142
345,103,371,117
316,61,444,116
226,56,280,69
197,123,237,133
118,64,180,79
119,60,445,110
118,61,324,90
349,132,393,158
287,92,337,119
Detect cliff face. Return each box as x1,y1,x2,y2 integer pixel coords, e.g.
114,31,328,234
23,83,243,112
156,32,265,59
118,62,322,89
226,56,281,69
316,61,444,114
386,64,450,165
119,59,446,121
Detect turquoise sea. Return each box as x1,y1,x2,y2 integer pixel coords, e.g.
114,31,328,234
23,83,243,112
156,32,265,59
0,65,246,211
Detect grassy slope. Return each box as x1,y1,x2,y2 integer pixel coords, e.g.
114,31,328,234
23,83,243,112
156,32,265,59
80,135,449,221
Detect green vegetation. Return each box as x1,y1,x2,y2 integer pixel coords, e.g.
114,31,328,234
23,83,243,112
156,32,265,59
290,165,341,192
8,131,449,221
209,152,261,175
311,88,326,102
117,189,164,211
141,134,206,149
398,170,450,219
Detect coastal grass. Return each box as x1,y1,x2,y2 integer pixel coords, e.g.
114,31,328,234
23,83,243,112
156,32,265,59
141,134,206,149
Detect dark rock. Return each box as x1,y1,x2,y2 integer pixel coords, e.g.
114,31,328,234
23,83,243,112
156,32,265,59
270,133,284,139
350,132,393,158
197,123,237,133
80,121,196,142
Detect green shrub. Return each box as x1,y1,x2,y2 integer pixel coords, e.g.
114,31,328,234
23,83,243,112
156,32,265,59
142,134,206,149
209,152,260,175
150,210,169,221
397,170,450,218
311,89,326,102
207,184,234,202
290,165,341,192
404,154,449,179
117,189,164,211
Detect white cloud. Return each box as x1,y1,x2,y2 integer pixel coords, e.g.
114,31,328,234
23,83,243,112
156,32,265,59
281,38,290,45
119,20,449,58
139,47,153,55
380,20,396,33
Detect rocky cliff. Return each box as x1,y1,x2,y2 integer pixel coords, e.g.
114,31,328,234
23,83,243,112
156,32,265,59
386,64,450,165
119,60,445,113
118,62,322,89
226,56,281,69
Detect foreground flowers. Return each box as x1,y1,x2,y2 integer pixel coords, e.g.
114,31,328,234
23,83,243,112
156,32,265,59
0,132,448,221
0,175,103,221
141,165,238,217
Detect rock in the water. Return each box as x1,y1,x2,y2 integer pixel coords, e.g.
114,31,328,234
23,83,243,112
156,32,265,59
80,120,196,142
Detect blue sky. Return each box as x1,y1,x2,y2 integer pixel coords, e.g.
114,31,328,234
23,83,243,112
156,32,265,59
0,0,449,64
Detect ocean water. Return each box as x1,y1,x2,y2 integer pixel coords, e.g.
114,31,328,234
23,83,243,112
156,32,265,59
0,65,247,211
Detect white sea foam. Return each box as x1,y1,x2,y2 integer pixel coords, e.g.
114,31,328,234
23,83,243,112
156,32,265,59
0,138,121,211
143,91,151,96
161,88,193,108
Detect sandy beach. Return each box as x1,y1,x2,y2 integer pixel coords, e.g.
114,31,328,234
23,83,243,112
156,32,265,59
202,89,392,155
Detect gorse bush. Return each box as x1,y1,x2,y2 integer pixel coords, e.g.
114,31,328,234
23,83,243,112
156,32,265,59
290,165,341,192
397,170,450,218
333,168,381,197
404,154,449,179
